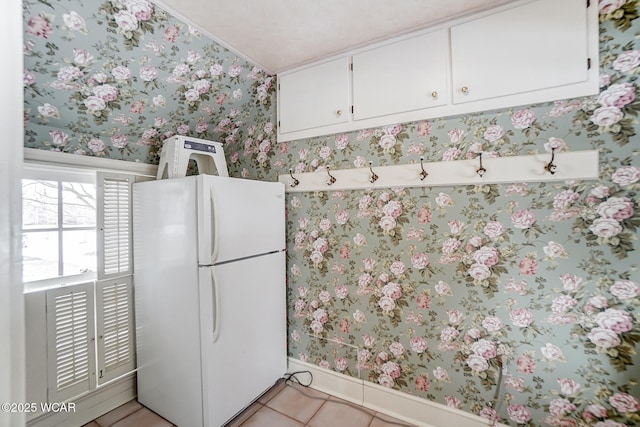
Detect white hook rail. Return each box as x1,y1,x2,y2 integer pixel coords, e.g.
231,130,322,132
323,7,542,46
278,150,599,193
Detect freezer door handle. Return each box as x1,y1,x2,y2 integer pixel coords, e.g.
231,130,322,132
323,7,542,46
209,187,219,263
197,179,218,265
211,268,221,343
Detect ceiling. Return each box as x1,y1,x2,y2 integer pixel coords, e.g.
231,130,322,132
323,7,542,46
151,0,517,75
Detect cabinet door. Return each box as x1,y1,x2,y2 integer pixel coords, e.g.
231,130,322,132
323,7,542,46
352,30,448,121
278,57,350,134
450,0,588,104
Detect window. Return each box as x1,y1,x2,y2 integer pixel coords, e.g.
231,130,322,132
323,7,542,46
22,166,97,287
23,160,140,408
44,171,135,399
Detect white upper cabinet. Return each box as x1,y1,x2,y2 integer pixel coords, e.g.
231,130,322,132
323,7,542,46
352,30,449,121
278,57,350,134
450,0,589,104
277,0,597,142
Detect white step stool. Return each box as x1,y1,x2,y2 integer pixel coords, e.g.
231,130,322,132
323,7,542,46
156,136,229,180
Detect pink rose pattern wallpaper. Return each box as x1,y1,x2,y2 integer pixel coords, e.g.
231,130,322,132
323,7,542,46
23,0,639,425
23,0,274,160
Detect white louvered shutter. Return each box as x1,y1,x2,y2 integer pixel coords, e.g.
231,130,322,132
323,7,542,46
96,277,135,384
46,283,96,402
97,173,133,279
96,172,137,385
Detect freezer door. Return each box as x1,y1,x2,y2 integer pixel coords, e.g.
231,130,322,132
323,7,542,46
197,175,285,265
198,251,287,426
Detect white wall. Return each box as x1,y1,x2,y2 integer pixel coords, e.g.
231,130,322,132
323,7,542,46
0,0,26,425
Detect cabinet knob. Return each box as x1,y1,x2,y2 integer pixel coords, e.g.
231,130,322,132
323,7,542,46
336,109,342,116
431,91,438,99
461,86,469,94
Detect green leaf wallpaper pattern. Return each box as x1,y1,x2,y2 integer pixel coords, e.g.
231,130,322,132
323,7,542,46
23,0,639,425
23,0,275,163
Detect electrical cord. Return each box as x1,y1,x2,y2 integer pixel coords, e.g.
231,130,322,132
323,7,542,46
490,357,507,427
282,370,313,387
280,371,417,427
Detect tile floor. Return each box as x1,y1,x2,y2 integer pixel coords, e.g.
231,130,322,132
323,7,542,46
83,380,415,427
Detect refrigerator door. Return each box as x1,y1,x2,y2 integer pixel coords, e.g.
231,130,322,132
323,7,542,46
133,176,204,427
198,251,287,426
197,175,285,265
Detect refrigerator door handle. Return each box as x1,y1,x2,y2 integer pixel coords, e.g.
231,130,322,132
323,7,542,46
211,267,221,343
209,187,219,263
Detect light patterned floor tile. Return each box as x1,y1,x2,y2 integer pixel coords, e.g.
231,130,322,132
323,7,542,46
257,379,287,404
264,382,327,424
109,407,173,427
94,400,143,427
307,398,373,427
225,402,264,427
240,406,304,427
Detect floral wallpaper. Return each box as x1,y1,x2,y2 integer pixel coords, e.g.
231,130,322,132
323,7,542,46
233,3,638,426
23,0,639,426
23,0,275,163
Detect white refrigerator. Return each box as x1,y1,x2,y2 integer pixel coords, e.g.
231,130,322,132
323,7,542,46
132,174,287,427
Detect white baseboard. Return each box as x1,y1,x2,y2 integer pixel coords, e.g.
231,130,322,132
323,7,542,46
287,358,504,427
27,373,136,427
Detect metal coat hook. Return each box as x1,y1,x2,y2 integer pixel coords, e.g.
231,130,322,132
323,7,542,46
419,157,428,181
288,169,299,188
325,166,336,186
368,161,379,183
476,152,487,177
544,147,557,175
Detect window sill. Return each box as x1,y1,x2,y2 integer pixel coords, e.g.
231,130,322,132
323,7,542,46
23,273,97,294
